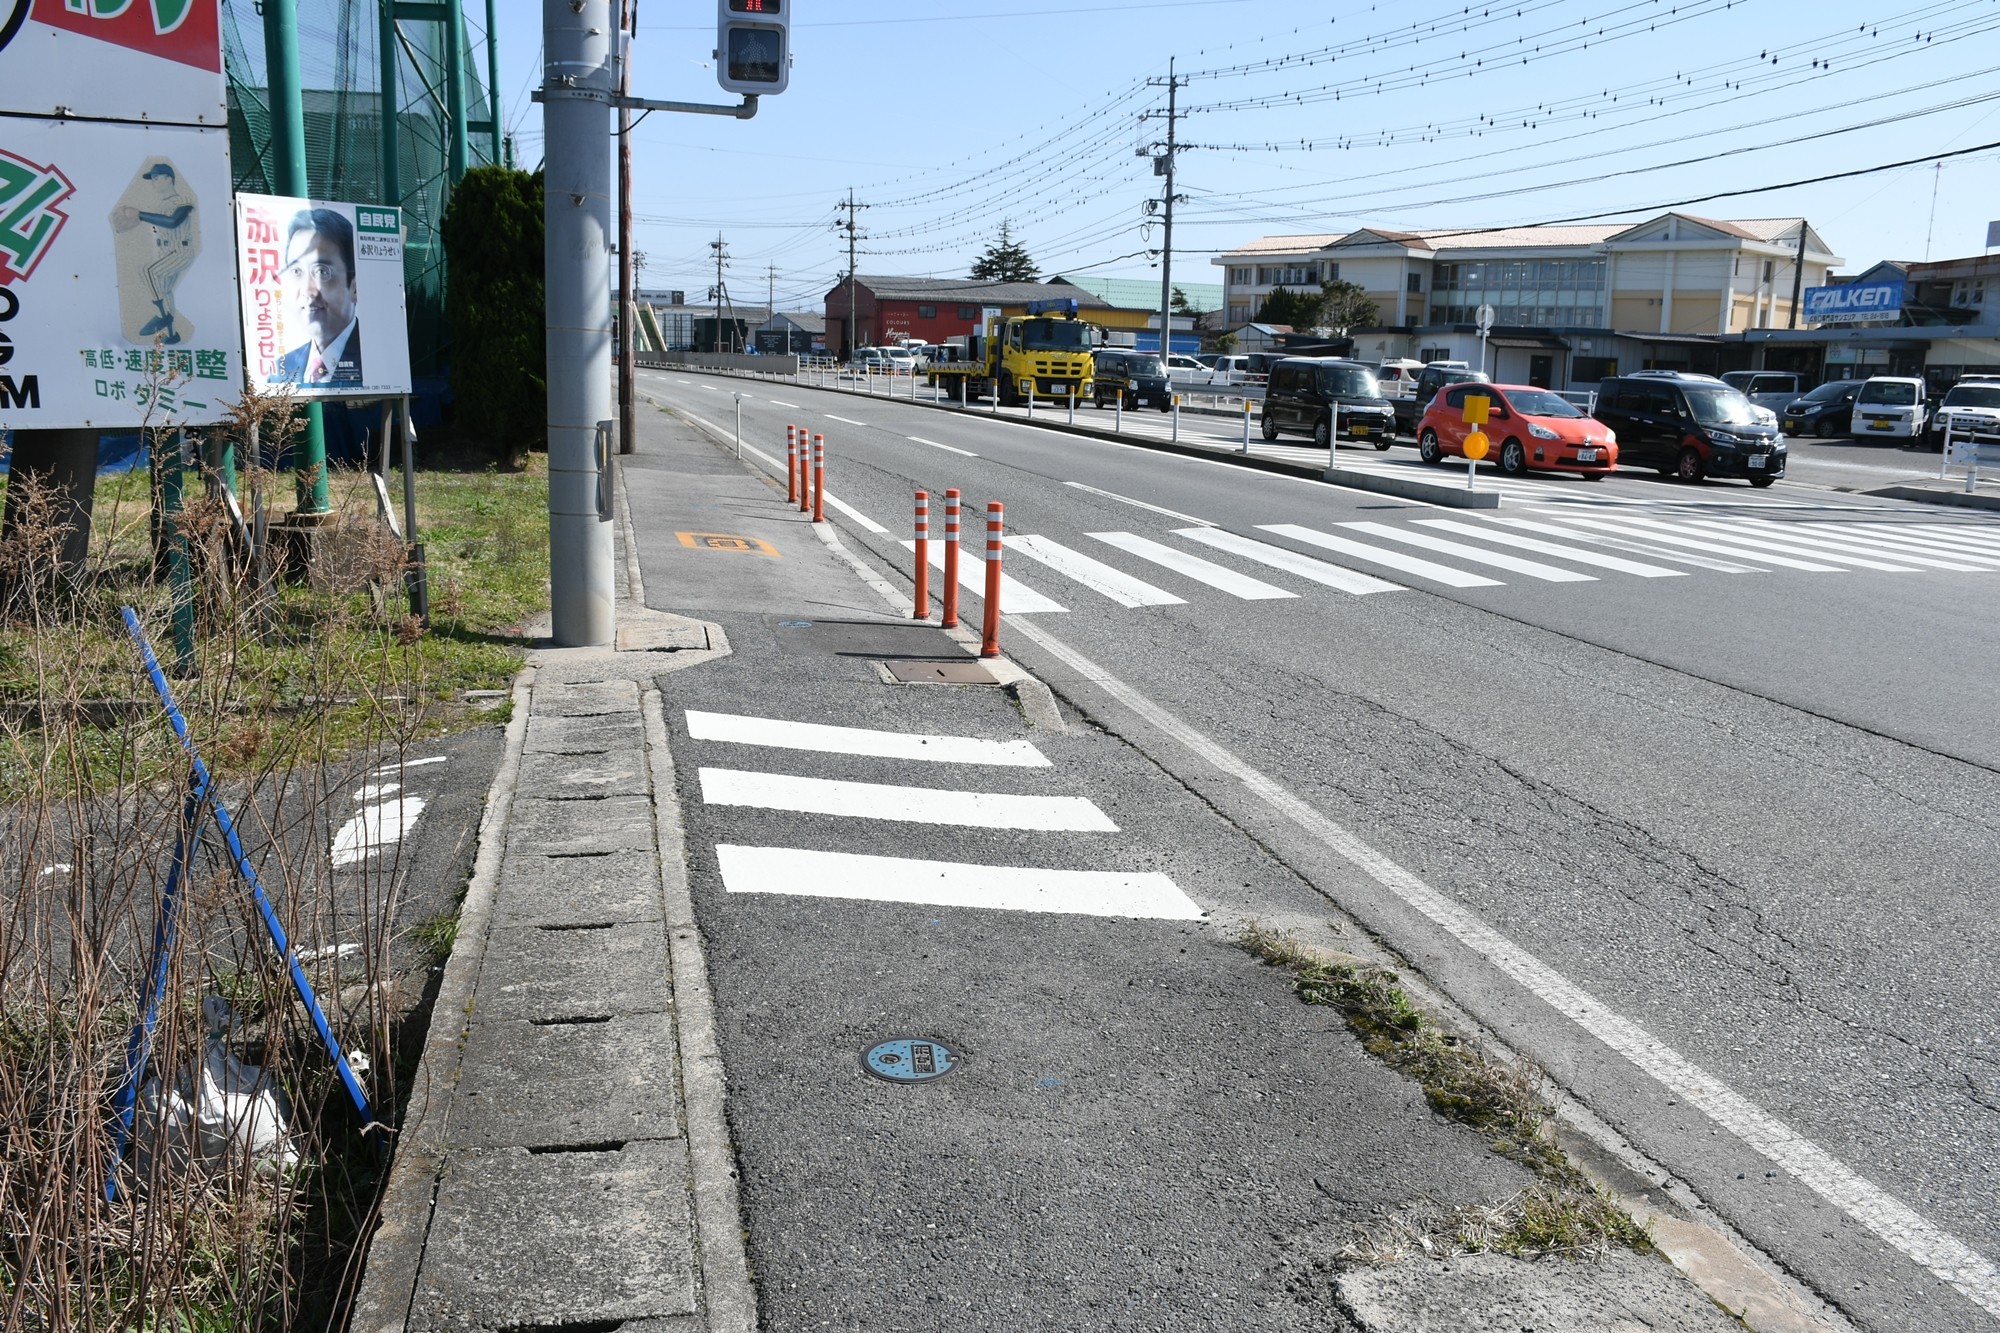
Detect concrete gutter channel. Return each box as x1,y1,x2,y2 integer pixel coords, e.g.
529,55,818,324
355,396,1856,1331
671,362,2000,514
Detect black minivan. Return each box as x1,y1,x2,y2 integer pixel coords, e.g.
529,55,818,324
1591,372,1785,485
1092,349,1173,411
1260,358,1396,449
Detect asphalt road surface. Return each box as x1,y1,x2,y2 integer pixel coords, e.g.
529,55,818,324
641,366,2000,1332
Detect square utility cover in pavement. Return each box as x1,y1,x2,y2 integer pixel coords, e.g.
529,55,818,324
774,616,965,660
410,1142,695,1329
881,659,999,685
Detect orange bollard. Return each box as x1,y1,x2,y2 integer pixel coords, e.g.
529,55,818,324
980,501,1003,658
812,434,826,523
942,489,961,629
796,426,811,514
913,491,930,619
786,425,798,504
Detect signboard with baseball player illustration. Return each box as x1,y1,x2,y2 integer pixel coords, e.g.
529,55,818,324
233,194,412,399
0,0,240,429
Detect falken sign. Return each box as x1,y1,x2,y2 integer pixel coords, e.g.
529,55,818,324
1802,280,1904,326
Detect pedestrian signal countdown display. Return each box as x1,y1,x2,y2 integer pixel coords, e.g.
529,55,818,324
717,0,788,95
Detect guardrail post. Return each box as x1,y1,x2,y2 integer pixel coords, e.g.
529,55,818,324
980,501,1003,659
1172,395,1181,442
1941,425,1954,482
1114,396,1122,432
1027,383,1035,419
1241,401,1252,454
913,491,930,619
813,434,826,522
1068,392,1076,425
942,489,961,629
990,384,999,415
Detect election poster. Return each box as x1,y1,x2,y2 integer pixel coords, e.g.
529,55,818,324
0,0,241,430
234,194,413,399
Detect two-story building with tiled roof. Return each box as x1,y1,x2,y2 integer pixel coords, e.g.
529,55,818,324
1213,214,1843,388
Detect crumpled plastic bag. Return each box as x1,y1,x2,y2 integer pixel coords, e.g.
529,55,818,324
135,1000,298,1183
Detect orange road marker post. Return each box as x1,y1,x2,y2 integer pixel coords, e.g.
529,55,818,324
980,501,1003,658
913,491,930,619
1462,393,1492,493
786,425,798,504
812,434,826,523
942,490,961,629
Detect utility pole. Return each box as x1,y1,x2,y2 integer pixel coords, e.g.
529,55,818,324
617,0,635,452
768,264,777,348
834,189,867,358
711,233,730,352
1146,60,1186,362
1787,218,1809,330
542,0,615,646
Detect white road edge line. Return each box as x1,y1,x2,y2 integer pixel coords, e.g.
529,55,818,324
685,415,894,535
998,612,2000,1321
825,414,867,426
767,399,801,409
909,435,979,457
1063,481,1216,526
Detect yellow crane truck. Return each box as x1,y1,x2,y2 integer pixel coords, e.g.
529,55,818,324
927,298,1098,406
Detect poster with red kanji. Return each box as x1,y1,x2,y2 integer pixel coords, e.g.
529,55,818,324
235,194,412,399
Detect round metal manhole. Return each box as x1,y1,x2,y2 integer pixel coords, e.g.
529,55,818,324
861,1037,960,1084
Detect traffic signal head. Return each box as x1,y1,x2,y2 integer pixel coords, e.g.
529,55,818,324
716,0,788,96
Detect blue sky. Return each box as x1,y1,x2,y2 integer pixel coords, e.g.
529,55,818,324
485,0,2000,313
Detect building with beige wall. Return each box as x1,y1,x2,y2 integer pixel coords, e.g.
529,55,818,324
1213,214,1843,388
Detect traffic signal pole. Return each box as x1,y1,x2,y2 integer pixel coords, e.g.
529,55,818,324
542,0,616,646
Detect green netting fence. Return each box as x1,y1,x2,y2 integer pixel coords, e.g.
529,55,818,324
221,0,501,380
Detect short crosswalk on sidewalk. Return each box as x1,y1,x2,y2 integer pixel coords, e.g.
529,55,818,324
684,710,1206,922
867,506,2000,617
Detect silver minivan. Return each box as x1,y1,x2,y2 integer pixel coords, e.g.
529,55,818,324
1850,376,1928,441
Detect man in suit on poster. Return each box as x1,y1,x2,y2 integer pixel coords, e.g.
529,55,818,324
267,206,364,386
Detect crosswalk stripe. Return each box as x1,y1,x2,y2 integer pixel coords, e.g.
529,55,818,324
1904,523,2000,555
1813,523,2000,567
1337,521,1597,583
1668,519,1922,572
1259,523,1504,589
902,540,1068,613
1010,535,1186,607
1496,514,1766,572
1837,523,2000,562
715,845,1206,920
1088,532,1297,599
1719,520,1990,572
1413,519,1685,577
699,768,1117,831
1543,514,1842,572
685,711,1050,767
1175,527,1404,595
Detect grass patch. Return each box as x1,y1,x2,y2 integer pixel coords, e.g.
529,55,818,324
411,908,460,964
1242,923,1650,1261
0,449,548,799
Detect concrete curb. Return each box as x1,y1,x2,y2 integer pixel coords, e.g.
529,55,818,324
1863,482,2000,512
351,665,537,1333
644,691,757,1333
1324,463,1502,508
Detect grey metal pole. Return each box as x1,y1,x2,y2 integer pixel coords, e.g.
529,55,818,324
484,0,504,162
543,0,615,645
616,0,635,453
444,0,470,184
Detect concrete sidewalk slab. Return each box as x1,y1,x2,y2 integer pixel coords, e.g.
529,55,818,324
479,922,674,1023
453,1011,684,1148
409,1142,698,1328
490,848,665,927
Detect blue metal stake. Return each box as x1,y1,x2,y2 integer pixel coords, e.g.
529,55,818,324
104,788,202,1201
116,608,378,1152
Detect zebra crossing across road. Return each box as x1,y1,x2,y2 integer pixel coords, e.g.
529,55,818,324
684,710,1206,921
883,509,2000,614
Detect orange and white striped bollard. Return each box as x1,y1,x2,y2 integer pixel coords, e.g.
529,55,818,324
980,501,1003,658
812,434,826,523
942,489,961,629
913,491,930,619
786,425,799,504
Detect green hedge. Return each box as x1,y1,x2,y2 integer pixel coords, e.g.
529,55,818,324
443,167,545,463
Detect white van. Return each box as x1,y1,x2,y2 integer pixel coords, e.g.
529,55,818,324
1850,376,1928,441
1375,359,1427,399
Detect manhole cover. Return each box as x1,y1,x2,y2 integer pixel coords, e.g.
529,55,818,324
862,1037,960,1084
882,659,998,685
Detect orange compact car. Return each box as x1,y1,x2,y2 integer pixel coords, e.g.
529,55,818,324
1416,382,1618,477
